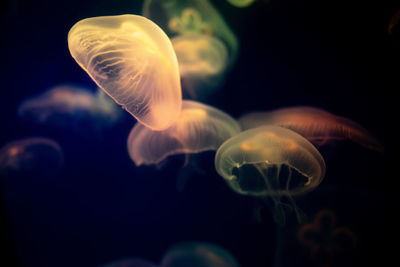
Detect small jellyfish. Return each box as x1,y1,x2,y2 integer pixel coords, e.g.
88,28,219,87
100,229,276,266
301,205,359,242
226,0,256,8
238,106,383,152
388,9,400,36
68,15,182,130
18,85,123,132
127,100,241,166
0,137,63,180
142,0,239,67
99,258,158,267
161,241,240,267
215,126,326,224
171,33,229,98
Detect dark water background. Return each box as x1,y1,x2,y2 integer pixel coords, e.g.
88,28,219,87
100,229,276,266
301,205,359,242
0,0,395,266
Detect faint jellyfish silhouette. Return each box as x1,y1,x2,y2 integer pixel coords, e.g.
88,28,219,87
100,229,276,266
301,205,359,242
0,137,63,180
171,33,229,98
142,0,239,67
215,126,326,224
226,0,256,8
18,85,123,132
68,15,182,130
127,100,240,191
99,258,158,267
161,241,240,267
389,9,400,36
238,106,383,153
298,209,357,267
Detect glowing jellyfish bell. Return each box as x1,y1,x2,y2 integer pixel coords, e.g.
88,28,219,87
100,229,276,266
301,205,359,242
226,0,256,8
99,258,158,267
68,14,182,130
161,241,240,267
238,106,384,153
142,0,239,66
127,100,241,166
215,126,326,224
0,137,63,180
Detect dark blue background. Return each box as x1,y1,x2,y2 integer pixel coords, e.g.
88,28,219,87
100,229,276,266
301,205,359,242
0,0,394,266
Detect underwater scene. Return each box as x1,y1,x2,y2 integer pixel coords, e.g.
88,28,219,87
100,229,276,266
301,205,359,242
0,0,395,266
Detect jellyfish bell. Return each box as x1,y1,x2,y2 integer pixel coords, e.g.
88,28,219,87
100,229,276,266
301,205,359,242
99,258,158,267
171,33,229,99
226,0,256,8
142,0,239,67
0,137,63,181
215,125,326,224
161,241,240,267
127,100,241,166
18,85,123,133
68,14,182,130
238,106,384,153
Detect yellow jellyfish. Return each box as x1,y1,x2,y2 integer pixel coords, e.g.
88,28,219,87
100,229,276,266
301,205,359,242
18,85,123,130
238,106,384,153
215,126,325,224
68,15,182,130
226,0,256,8
142,0,239,66
0,137,63,179
171,33,229,98
161,241,240,267
127,100,241,166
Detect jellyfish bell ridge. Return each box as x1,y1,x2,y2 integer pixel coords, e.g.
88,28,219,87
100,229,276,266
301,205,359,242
68,14,182,130
214,125,326,197
127,100,241,166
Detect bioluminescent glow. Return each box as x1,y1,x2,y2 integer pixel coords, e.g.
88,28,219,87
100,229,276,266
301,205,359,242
18,85,123,130
226,0,256,8
215,126,325,224
127,100,241,166
68,14,182,130
238,106,383,152
0,137,63,179
142,0,239,66
161,241,240,267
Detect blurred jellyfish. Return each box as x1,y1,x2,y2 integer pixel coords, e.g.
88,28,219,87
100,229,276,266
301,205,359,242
298,209,357,267
238,106,383,153
0,137,63,180
99,258,158,267
18,85,123,132
161,241,240,267
142,0,239,67
127,100,241,166
68,14,182,130
226,0,256,8
389,9,400,36
215,125,326,224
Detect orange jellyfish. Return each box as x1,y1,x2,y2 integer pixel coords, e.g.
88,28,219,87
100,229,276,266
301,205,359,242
68,15,182,130
238,106,383,152
161,241,240,267
127,100,241,166
215,125,326,224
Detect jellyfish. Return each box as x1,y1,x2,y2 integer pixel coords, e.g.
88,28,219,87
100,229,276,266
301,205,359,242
226,0,256,8
161,241,240,267
215,125,326,224
68,14,182,130
389,9,400,36
0,137,63,180
18,85,123,132
171,33,229,98
127,100,241,166
99,258,158,267
142,0,239,67
238,106,383,153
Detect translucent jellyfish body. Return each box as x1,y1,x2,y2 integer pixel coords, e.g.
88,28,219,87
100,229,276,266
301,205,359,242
226,0,256,8
99,258,158,267
0,137,63,179
161,241,240,267
142,0,239,66
68,15,182,130
18,85,123,130
127,100,241,166
238,106,383,152
215,125,325,197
